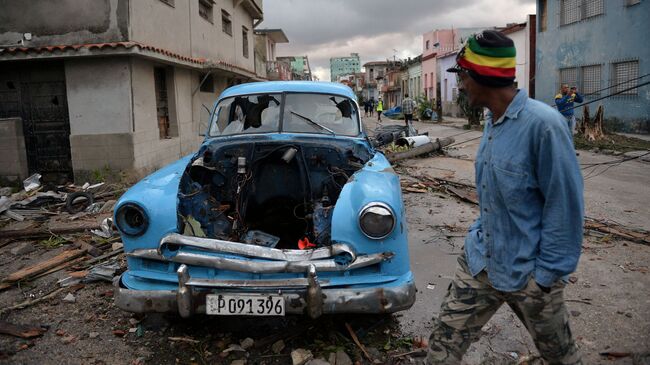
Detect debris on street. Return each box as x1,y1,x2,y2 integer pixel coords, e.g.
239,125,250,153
0,320,47,339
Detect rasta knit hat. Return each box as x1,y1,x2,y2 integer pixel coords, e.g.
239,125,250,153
447,30,516,87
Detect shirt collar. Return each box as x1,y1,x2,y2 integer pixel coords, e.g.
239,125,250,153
488,89,527,125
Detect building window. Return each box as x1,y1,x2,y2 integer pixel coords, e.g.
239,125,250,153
559,67,578,90
560,0,603,26
426,40,430,50
222,10,232,36
581,64,601,96
612,60,639,96
198,73,214,93
242,27,249,58
199,0,213,23
159,0,175,7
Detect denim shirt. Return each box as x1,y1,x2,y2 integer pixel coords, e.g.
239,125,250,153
465,89,584,292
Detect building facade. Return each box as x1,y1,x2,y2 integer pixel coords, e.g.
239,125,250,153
536,0,649,132
254,28,289,80
438,51,463,117
361,61,391,102
330,53,361,82
0,0,264,182
406,56,422,101
498,17,536,96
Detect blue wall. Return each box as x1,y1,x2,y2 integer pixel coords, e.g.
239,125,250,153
536,1,650,132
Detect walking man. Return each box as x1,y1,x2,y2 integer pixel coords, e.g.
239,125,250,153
402,93,417,136
427,30,584,365
555,84,583,134
376,97,384,122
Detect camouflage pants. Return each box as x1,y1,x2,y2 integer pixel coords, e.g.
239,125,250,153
427,253,581,365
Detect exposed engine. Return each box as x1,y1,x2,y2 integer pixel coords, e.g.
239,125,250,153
178,141,371,249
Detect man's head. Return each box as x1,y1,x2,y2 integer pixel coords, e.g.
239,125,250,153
561,84,569,95
447,30,516,107
405,93,409,98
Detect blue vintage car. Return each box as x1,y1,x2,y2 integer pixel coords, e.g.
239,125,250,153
113,81,415,318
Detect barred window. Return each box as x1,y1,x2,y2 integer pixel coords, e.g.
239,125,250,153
559,67,578,90
613,61,639,95
583,0,604,19
560,0,603,26
560,0,580,25
581,65,601,96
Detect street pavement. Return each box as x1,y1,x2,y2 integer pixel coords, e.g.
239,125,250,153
363,114,650,364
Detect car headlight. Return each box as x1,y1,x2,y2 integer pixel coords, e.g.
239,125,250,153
115,203,149,236
358,202,395,239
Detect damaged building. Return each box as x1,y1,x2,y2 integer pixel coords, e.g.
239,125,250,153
0,0,265,183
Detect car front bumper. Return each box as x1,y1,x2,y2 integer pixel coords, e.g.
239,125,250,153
114,265,416,318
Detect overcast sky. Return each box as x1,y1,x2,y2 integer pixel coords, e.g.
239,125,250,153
259,0,536,81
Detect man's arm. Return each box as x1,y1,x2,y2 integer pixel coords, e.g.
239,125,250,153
534,122,584,287
573,92,584,103
554,94,570,112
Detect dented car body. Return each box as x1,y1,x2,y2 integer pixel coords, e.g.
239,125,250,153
113,82,415,318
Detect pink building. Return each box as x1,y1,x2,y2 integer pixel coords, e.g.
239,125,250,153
421,29,457,102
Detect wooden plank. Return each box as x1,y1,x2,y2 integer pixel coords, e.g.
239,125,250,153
1,249,87,286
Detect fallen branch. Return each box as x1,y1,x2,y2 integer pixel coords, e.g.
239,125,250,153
0,287,66,315
386,137,455,163
0,224,101,239
0,320,48,339
168,336,201,344
345,322,373,362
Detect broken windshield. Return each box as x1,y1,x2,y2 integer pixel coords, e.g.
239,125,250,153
208,93,282,137
208,93,360,137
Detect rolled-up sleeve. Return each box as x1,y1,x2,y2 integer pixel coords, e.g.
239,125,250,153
534,124,584,287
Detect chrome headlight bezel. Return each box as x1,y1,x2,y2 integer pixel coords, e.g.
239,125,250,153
115,203,149,237
358,202,396,240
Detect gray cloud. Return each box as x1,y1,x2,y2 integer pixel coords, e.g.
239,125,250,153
259,0,536,80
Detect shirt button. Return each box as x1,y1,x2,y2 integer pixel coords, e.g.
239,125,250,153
486,233,490,237
486,254,491,258
488,136,493,140
483,208,488,212
484,161,487,165
482,184,486,189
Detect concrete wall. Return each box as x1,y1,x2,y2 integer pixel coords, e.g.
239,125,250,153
65,57,135,173
0,0,128,46
130,58,205,173
536,0,650,132
507,27,530,93
0,118,29,181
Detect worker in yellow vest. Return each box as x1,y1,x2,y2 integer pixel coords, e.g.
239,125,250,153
376,97,384,122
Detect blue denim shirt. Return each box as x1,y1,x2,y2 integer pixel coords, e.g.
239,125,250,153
465,89,584,292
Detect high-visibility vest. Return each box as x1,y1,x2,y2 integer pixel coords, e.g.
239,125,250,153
376,101,383,111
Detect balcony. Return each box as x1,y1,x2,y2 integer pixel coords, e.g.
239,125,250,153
266,61,292,81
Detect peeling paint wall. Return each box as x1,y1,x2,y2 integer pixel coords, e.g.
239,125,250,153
535,0,650,132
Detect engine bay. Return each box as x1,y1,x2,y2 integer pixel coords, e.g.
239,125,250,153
178,140,372,249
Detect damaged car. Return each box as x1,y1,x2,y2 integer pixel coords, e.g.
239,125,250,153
113,81,415,318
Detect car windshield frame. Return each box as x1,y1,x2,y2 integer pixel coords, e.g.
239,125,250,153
207,92,362,138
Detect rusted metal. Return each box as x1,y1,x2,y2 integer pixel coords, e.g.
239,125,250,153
305,265,323,318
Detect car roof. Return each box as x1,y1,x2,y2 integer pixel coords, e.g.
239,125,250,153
218,81,357,101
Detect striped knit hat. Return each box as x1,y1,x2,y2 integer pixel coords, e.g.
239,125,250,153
447,30,516,87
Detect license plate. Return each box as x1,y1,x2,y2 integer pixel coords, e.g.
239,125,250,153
206,294,285,316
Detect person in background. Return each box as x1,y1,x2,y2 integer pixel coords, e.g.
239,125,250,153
369,98,375,117
363,99,370,117
555,84,583,134
402,93,417,136
427,30,583,365
376,97,384,121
